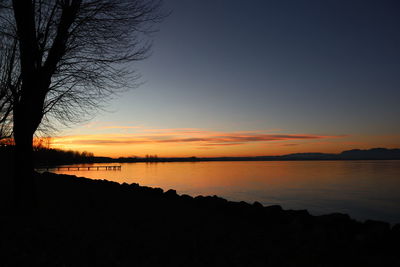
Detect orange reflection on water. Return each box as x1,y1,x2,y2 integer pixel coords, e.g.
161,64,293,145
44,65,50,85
51,160,400,223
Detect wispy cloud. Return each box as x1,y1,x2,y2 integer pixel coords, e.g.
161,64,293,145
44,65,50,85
52,128,346,150
280,143,300,147
97,126,143,130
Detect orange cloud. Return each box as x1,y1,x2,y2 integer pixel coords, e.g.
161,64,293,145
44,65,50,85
98,126,143,130
61,125,400,157
52,129,345,151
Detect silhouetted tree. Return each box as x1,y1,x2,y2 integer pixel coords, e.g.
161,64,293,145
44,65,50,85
0,31,16,141
0,0,163,210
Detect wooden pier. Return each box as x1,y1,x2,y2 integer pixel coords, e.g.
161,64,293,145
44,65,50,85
41,165,122,171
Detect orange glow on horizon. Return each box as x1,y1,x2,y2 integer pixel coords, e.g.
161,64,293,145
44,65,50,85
48,127,400,158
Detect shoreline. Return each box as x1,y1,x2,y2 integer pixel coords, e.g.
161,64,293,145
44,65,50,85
1,171,399,266
37,164,400,225
35,158,400,170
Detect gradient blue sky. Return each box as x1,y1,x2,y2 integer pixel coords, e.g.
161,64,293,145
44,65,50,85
54,0,400,157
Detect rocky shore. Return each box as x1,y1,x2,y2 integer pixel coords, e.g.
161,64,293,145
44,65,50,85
1,172,399,266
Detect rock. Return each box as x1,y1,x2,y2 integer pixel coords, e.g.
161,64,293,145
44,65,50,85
253,201,263,208
238,201,251,208
180,194,193,201
363,220,390,238
152,187,164,195
264,205,283,213
392,223,400,233
287,209,309,217
129,183,139,188
317,213,351,224
165,189,178,199
391,224,400,239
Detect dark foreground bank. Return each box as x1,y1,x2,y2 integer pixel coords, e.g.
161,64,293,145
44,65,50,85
1,172,400,266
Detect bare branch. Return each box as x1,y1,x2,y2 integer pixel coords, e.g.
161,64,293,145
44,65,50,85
0,0,165,140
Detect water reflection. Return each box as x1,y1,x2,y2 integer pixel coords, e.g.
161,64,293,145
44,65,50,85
52,160,400,223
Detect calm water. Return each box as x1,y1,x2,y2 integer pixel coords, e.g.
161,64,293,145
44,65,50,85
52,160,400,223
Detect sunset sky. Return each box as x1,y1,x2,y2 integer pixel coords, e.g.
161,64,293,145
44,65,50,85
52,0,400,158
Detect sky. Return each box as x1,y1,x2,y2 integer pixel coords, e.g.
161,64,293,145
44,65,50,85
52,0,400,157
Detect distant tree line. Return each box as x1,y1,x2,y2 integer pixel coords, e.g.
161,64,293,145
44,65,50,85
0,140,97,166
33,147,95,166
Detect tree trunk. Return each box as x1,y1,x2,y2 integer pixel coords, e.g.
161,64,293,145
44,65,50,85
12,115,36,213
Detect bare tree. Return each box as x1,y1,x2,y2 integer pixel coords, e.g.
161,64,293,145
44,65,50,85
0,34,17,141
0,0,163,209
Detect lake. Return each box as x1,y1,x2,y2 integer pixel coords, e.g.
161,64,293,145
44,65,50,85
51,160,400,223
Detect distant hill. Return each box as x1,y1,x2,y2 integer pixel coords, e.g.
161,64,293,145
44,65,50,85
274,148,400,160
338,148,400,160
